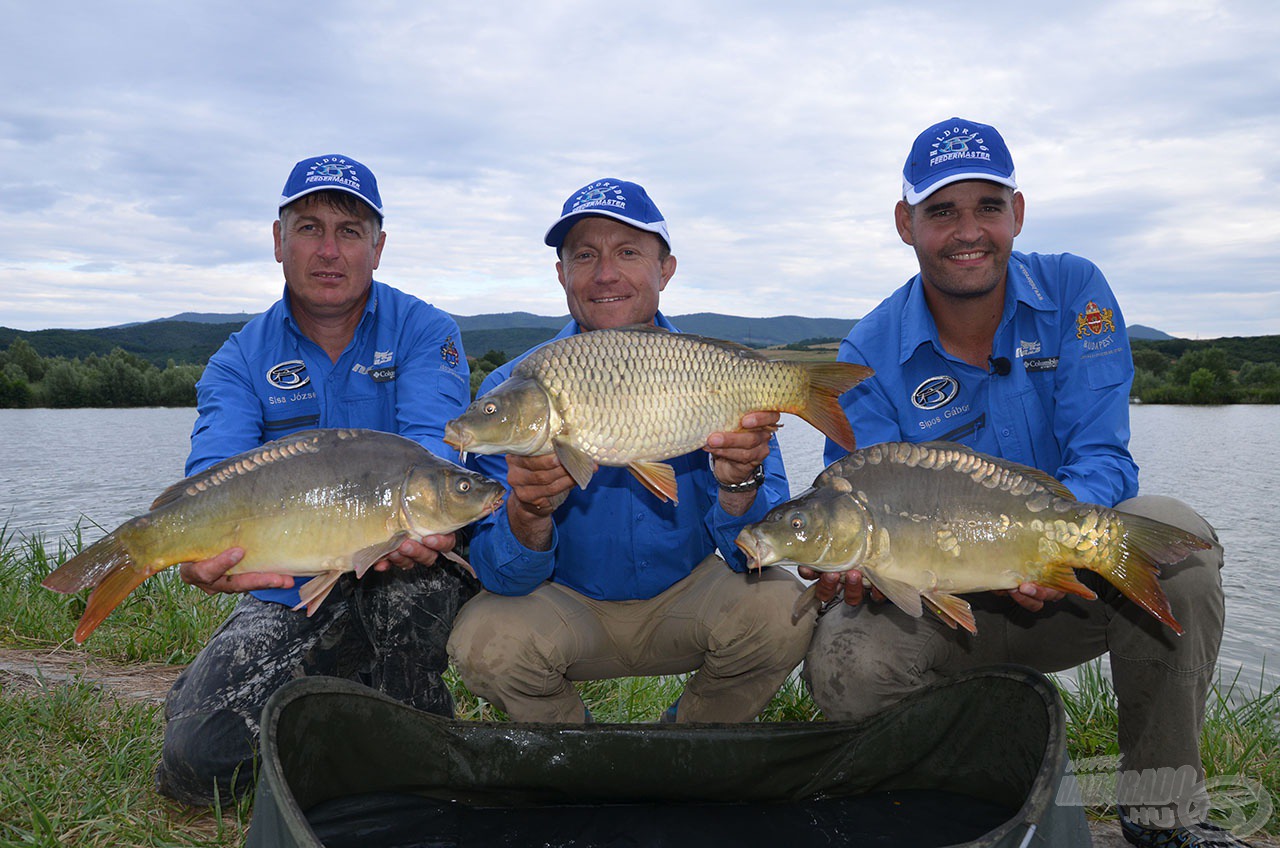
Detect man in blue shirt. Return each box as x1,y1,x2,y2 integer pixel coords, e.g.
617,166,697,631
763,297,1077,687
803,119,1237,847
447,179,814,723
154,155,472,807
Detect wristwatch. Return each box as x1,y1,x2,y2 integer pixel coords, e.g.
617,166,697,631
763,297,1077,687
717,464,765,494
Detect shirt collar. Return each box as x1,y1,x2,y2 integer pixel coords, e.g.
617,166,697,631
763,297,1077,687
561,311,676,337
896,254,1056,365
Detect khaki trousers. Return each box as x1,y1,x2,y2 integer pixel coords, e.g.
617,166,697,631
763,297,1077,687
448,555,814,723
803,495,1225,822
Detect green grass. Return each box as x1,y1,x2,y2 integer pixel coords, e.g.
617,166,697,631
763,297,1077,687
2,526,1277,844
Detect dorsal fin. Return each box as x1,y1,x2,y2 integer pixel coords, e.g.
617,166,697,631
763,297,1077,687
150,429,329,510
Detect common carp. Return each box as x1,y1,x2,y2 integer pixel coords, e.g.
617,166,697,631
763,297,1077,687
443,325,873,503
735,441,1215,635
42,428,505,643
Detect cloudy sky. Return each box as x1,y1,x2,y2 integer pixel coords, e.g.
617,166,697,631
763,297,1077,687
2,0,1276,339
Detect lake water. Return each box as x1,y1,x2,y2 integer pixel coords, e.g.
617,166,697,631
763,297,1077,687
1,405,1275,691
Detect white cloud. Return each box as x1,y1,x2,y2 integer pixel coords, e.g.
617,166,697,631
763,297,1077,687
0,0,1275,338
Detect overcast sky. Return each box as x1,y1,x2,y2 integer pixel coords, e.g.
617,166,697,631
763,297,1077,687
2,0,1276,339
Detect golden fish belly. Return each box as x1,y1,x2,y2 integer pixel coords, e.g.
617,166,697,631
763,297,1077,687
120,490,404,578
869,504,1119,594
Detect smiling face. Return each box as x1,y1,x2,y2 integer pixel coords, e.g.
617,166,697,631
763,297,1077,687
555,216,676,331
895,180,1024,302
274,192,386,323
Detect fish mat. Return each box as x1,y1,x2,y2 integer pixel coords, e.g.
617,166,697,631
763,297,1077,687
307,788,1018,848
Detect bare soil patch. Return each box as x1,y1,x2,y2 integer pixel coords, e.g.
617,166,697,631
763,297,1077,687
0,646,182,703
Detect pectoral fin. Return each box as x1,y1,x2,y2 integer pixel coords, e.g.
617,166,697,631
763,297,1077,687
554,441,597,491
861,568,925,619
627,460,679,504
440,547,477,580
352,534,408,579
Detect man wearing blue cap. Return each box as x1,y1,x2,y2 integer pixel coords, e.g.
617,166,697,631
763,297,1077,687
154,155,472,806
803,120,1239,847
447,179,814,723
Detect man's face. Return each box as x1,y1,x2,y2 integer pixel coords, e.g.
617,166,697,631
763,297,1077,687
273,194,385,320
556,216,676,332
895,180,1024,301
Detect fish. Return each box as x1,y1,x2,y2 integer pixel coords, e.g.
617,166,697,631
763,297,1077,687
735,441,1216,635
442,325,873,503
41,428,505,643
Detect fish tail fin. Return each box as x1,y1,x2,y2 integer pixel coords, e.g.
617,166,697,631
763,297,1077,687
42,532,134,594
42,533,151,643
798,362,874,452
1091,512,1210,636
74,550,152,644
923,591,977,634
1033,559,1098,601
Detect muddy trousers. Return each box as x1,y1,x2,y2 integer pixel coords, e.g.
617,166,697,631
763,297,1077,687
447,555,815,723
803,495,1225,827
155,566,465,807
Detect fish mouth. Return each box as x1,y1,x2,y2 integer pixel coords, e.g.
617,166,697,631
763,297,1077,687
734,530,775,572
443,423,470,450
484,491,505,516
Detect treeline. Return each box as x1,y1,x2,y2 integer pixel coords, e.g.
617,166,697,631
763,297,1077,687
0,337,512,409
1130,343,1280,403
3,336,1279,409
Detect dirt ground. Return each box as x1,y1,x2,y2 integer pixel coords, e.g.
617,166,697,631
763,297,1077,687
1,647,1272,847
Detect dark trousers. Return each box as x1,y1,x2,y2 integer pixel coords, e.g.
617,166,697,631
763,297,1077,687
155,565,466,806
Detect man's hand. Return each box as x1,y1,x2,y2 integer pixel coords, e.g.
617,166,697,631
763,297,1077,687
180,548,294,596
706,411,778,515
797,566,886,607
369,533,458,572
505,453,577,551
995,582,1067,613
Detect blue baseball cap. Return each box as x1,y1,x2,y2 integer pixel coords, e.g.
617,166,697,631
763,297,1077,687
280,154,384,219
902,118,1017,205
544,178,671,251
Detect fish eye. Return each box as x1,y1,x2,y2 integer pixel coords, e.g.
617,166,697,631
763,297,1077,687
482,401,498,415
790,513,806,531
457,479,471,493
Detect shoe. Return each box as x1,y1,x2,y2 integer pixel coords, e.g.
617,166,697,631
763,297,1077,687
1119,809,1255,847
659,698,680,724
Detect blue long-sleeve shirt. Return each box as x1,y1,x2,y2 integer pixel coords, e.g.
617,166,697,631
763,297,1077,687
467,313,790,599
825,251,1138,508
187,280,471,605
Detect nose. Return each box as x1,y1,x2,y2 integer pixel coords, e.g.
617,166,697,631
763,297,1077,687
953,210,982,243
317,231,341,260
593,253,621,283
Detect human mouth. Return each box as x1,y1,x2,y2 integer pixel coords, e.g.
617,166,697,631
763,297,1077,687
948,251,987,262
591,296,629,304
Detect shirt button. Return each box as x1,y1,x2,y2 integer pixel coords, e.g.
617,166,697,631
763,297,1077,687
636,513,645,522
1001,428,1012,437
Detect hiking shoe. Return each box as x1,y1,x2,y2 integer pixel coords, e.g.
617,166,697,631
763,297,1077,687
1119,811,1254,847
659,698,680,724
